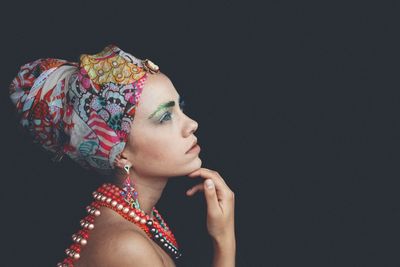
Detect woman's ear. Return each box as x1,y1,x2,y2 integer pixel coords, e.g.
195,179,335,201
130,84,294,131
120,151,129,159
114,153,132,169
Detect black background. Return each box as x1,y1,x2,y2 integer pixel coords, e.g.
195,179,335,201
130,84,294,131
1,1,400,266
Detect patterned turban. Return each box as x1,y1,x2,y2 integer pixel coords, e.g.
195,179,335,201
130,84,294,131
9,44,160,175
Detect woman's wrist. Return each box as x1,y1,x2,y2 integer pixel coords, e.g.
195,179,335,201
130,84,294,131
212,231,236,250
211,232,236,267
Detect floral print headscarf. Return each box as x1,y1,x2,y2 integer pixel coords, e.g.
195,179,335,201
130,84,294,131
9,44,160,175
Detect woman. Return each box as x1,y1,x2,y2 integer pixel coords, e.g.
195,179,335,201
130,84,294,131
9,44,236,266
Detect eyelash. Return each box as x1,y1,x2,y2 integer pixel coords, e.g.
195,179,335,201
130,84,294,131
159,99,186,124
179,99,185,111
159,111,172,123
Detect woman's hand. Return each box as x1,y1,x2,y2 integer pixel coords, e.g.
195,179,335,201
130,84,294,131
186,168,235,242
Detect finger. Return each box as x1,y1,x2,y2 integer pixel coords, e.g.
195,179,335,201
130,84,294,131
188,168,230,195
201,168,228,186
188,168,224,185
203,179,221,216
188,167,227,186
186,183,204,196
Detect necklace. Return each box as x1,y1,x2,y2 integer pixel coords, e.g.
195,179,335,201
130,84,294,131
57,182,182,267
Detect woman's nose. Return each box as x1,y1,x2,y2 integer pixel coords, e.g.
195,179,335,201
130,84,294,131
184,116,198,137
191,119,198,134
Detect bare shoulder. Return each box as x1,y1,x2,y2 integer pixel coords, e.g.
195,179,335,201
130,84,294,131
94,228,165,267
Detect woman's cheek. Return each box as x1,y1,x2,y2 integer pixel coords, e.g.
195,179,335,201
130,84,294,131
145,140,172,161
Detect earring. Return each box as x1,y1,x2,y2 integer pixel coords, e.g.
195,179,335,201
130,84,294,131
114,154,141,210
124,164,130,174
121,163,140,210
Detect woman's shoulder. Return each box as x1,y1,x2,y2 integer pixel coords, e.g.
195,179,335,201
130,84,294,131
76,209,165,267
98,228,164,266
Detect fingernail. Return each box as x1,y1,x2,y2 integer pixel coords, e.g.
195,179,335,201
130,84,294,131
205,179,214,189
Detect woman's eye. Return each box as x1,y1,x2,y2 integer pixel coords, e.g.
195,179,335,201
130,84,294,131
159,111,172,124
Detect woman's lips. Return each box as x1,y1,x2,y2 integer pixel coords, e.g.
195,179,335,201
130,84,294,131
186,144,201,154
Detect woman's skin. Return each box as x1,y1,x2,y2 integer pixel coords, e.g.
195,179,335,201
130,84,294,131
74,72,236,267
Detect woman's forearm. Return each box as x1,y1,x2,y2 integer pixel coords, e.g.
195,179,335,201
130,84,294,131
211,232,236,267
189,168,236,267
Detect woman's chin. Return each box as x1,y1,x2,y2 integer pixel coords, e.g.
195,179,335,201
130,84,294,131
193,157,202,168
187,158,202,173
176,158,202,177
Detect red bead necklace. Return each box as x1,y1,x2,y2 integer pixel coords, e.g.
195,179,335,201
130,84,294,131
57,182,182,267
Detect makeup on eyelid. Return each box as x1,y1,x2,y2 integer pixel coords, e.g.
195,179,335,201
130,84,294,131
148,96,185,120
154,98,186,123
158,111,172,123
148,101,175,119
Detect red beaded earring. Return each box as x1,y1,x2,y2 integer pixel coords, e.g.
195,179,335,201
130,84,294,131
114,154,140,209
121,163,141,210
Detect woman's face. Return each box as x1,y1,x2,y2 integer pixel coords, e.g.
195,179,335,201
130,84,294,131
123,72,202,178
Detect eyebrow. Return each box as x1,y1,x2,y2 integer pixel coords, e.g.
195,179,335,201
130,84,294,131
147,95,181,119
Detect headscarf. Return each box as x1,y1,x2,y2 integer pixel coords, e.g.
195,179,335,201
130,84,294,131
9,44,160,175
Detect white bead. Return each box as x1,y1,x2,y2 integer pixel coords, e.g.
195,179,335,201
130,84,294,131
88,224,94,230
129,211,136,217
134,216,140,222
80,238,87,245
111,200,117,207
74,253,80,259
106,198,112,203
101,196,107,201
117,204,123,210
123,207,129,213
140,218,146,224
